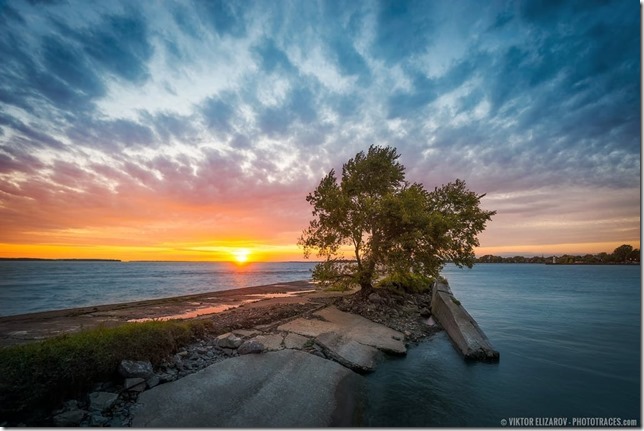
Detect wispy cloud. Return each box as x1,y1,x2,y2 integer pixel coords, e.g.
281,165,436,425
0,0,639,258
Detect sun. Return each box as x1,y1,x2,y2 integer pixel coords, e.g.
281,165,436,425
232,248,250,264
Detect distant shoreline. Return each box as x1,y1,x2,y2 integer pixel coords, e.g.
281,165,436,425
0,258,121,262
477,262,640,266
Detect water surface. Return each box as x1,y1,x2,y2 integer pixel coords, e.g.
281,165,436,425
364,264,641,426
0,261,316,317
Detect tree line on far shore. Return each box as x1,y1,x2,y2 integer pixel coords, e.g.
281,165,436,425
477,244,640,264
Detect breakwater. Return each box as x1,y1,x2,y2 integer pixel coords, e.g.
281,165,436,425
431,280,499,361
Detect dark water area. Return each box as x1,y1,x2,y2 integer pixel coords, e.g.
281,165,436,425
0,261,316,317
363,264,641,427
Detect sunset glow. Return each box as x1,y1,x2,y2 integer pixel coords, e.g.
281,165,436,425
232,249,251,264
0,1,638,261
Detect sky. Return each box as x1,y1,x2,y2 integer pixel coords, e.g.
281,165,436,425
0,0,640,262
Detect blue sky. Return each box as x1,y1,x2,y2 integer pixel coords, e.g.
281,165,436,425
0,0,640,259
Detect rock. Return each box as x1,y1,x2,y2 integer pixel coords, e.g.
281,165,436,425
420,307,431,317
125,377,146,392
119,360,154,379
251,334,284,351
88,391,118,413
279,306,406,355
147,375,161,389
232,329,260,338
368,293,382,303
62,399,80,411
403,304,419,314
89,413,109,426
177,350,188,357
311,346,327,359
53,409,86,426
159,372,177,383
107,416,124,427
284,333,310,350
216,332,243,349
132,350,364,427
315,332,378,373
237,340,264,355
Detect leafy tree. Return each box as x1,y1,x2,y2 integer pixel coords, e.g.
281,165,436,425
298,145,496,294
612,244,634,263
628,248,640,263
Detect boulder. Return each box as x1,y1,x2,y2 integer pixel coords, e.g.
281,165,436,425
216,332,243,349
232,329,260,338
88,391,118,413
368,293,383,303
237,340,264,355
125,377,146,392
53,409,86,427
89,413,109,426
119,360,154,379
146,375,161,389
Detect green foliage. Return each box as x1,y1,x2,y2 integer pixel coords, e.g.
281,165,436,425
0,319,211,422
477,244,641,264
299,145,495,291
613,244,634,263
451,297,461,306
377,272,433,294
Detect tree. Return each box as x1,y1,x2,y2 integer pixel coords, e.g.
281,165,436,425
612,244,634,263
298,145,496,294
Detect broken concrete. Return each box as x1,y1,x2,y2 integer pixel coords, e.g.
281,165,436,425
250,333,284,351
315,332,379,373
431,281,499,362
278,306,406,355
283,332,310,350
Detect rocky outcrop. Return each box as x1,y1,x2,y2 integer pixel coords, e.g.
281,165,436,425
132,350,363,427
431,281,499,362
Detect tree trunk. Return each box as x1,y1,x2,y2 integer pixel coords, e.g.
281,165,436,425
358,282,374,298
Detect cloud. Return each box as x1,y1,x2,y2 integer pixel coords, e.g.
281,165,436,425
372,0,436,63
0,0,639,256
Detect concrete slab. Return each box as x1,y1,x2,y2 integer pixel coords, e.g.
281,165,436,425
315,332,379,373
278,306,406,355
277,317,337,337
431,281,499,362
250,333,284,351
284,333,310,350
131,350,363,427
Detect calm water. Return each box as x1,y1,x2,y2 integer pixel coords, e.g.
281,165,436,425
1,261,640,426
364,264,641,427
0,261,316,317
